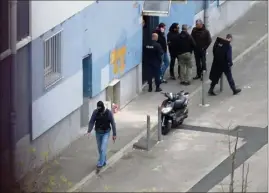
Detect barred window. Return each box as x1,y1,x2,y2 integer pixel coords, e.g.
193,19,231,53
44,31,62,89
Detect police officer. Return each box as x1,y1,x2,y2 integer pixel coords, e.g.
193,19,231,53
144,33,164,92
208,34,241,96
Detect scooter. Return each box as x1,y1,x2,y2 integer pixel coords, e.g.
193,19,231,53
160,91,189,135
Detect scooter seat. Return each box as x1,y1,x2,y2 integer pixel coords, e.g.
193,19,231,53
174,97,186,108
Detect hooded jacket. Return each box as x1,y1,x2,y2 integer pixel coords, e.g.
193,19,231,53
191,25,212,51
167,23,179,56
174,31,196,55
209,37,232,83
154,28,167,53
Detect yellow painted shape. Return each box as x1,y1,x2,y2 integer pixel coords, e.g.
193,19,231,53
118,46,126,73
110,46,127,75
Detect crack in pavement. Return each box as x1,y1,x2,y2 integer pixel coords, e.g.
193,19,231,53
183,125,268,192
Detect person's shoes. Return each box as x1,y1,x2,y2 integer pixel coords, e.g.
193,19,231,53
103,162,106,167
155,87,162,92
161,79,168,84
170,76,176,80
233,88,241,95
96,165,103,169
148,87,152,92
200,74,203,81
208,88,217,96
193,75,201,80
180,81,186,85
185,81,191,86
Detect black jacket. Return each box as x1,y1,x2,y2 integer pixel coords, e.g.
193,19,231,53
191,25,212,51
143,40,164,67
167,31,179,56
174,31,196,55
209,37,232,83
155,29,167,53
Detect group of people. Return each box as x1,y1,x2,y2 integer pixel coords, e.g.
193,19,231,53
143,19,241,95
87,19,242,171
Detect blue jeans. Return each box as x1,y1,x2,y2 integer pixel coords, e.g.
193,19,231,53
95,131,110,167
160,52,169,79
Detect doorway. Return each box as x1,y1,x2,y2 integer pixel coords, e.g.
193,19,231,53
142,15,159,84
81,54,92,127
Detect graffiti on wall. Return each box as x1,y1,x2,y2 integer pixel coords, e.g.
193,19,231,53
110,46,127,75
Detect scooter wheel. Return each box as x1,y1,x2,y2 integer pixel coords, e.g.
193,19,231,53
162,126,169,135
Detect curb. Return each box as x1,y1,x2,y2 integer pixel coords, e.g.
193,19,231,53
67,33,268,192
67,121,158,192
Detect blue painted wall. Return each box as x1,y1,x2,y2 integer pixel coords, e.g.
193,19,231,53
31,1,142,100
160,1,196,30
195,0,219,15
31,13,84,102
195,1,204,13
81,1,142,97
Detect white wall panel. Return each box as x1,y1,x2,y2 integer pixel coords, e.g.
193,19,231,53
32,70,83,140
30,1,94,39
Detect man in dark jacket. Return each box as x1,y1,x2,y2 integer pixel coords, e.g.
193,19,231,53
87,101,117,169
208,34,241,95
191,19,212,80
175,24,196,85
144,33,163,92
167,23,180,80
155,23,169,83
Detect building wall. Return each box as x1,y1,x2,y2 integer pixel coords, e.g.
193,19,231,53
15,45,31,142
160,1,196,29
81,1,142,97
30,1,95,39
30,1,143,140
193,1,257,37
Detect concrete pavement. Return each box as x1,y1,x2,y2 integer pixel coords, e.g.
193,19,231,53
80,34,268,192
20,2,268,192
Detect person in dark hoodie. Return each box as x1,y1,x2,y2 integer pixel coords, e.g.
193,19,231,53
167,23,180,80
155,23,169,83
175,24,196,85
87,101,117,170
191,19,212,80
208,34,241,96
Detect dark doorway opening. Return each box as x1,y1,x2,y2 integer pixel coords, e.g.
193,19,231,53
142,15,159,84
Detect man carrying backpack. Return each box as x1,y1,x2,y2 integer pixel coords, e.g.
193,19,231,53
87,101,117,169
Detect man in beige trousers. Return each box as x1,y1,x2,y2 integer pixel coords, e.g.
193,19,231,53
174,24,196,85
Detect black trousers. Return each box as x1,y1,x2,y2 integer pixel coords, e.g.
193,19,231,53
194,50,207,77
170,55,180,77
148,66,161,88
211,68,236,90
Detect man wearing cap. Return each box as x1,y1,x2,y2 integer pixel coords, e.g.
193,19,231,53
87,101,117,169
191,19,212,80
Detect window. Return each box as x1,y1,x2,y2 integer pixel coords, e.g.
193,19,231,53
44,31,62,89
142,0,171,17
